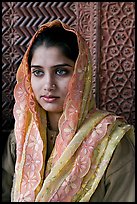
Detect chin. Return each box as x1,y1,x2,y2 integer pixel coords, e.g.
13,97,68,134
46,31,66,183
41,104,63,113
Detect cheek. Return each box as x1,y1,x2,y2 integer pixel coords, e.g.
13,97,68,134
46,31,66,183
63,87,68,96
66,77,72,90
62,80,71,96
31,78,39,96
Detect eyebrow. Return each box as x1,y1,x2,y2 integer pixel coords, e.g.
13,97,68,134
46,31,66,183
30,63,73,69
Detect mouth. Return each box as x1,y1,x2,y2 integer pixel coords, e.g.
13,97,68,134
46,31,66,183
41,95,59,103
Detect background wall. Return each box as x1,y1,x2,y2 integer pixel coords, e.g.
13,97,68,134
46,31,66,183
2,2,135,151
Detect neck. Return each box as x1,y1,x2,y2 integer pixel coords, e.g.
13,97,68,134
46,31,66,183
47,112,62,132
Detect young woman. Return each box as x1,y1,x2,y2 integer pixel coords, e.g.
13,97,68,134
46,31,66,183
2,20,135,202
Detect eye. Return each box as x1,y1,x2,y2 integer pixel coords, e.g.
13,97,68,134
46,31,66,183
56,68,69,76
32,69,44,77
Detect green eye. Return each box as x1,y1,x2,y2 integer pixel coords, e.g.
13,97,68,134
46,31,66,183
56,69,68,76
32,70,44,77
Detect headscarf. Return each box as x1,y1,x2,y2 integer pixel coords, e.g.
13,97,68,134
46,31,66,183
11,20,134,202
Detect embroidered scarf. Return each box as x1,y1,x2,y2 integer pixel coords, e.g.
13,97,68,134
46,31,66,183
11,20,134,202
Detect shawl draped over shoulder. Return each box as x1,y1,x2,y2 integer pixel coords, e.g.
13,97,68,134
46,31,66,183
11,20,134,202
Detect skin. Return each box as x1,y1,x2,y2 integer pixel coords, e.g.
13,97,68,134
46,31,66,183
30,45,74,131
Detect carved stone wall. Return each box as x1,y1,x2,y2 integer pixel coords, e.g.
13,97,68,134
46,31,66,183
2,2,135,148
99,2,135,125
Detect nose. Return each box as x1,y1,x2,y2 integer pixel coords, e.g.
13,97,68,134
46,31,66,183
43,74,56,91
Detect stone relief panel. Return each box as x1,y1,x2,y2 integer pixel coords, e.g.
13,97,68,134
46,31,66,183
2,2,17,132
71,2,99,98
99,2,135,125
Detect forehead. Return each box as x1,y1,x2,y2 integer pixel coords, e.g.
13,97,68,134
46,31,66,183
32,45,63,57
31,45,74,67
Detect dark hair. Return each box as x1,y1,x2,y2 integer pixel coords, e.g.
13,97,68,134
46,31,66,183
28,26,79,66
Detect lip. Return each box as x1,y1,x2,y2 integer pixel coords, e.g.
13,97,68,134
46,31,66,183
41,95,59,103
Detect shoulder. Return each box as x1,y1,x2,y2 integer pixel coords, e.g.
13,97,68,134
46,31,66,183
106,131,135,177
8,130,16,151
8,129,16,142
89,132,135,202
2,129,16,163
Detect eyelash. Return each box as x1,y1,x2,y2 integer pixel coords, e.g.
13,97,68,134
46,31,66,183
31,68,69,77
55,69,69,76
32,70,44,77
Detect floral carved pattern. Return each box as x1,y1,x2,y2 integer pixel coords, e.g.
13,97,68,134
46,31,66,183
99,2,135,125
71,2,99,97
2,2,17,131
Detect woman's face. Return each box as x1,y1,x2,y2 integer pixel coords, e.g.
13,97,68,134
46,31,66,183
30,45,74,113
